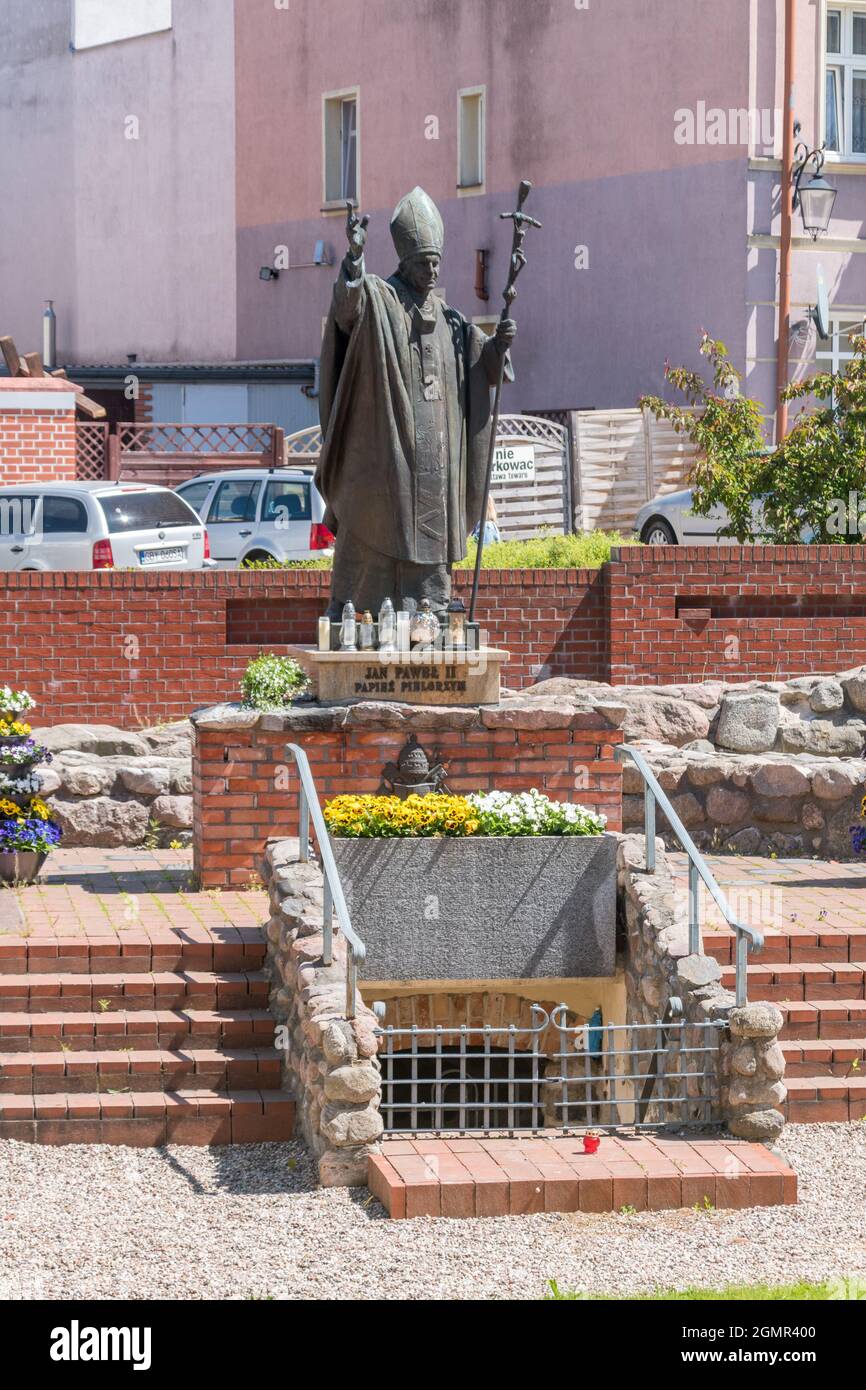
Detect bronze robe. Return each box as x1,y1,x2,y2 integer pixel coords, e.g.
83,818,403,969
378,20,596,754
316,259,511,566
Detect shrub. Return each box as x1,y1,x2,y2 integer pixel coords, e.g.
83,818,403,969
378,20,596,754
453,530,638,570
240,531,637,573
323,790,607,838
240,653,308,710
642,330,866,544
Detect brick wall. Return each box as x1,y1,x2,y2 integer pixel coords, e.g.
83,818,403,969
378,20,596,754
1,568,606,725
0,378,78,484
193,706,624,887
7,549,866,727
607,545,866,684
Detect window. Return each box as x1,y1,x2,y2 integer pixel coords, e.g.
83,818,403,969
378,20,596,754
72,0,171,51
208,480,261,524
262,481,311,525
459,88,485,188
97,491,200,533
324,91,359,204
175,481,213,519
0,496,38,538
824,5,866,156
815,312,866,371
41,497,89,534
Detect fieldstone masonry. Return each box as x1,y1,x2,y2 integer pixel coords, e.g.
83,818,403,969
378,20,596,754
262,837,382,1187
30,722,193,847
617,834,786,1141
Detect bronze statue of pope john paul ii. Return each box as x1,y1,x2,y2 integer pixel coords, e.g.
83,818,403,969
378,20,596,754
316,186,516,618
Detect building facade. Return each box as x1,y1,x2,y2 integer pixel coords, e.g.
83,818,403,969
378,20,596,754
1,0,864,438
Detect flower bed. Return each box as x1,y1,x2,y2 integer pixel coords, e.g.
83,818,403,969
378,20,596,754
323,790,607,839
324,790,616,981
0,688,62,883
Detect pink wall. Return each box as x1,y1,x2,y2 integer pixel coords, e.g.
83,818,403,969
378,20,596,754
234,0,753,411
0,0,238,365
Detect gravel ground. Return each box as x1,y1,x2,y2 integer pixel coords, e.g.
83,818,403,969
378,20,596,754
1,1124,864,1301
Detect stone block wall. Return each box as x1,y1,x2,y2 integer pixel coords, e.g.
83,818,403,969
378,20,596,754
262,837,382,1187
617,834,786,1141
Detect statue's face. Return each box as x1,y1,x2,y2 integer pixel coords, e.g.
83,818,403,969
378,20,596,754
401,252,441,295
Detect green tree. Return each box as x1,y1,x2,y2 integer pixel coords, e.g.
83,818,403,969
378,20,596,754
641,331,866,543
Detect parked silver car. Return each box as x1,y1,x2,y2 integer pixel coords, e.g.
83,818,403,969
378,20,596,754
174,468,334,567
0,482,212,570
633,489,733,546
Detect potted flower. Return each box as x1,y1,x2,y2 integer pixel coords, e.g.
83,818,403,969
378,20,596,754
322,789,616,982
0,689,62,885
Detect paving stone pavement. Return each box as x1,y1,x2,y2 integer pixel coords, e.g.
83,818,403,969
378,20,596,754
0,848,267,940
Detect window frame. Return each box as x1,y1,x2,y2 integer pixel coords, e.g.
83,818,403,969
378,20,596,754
822,3,866,160
815,310,866,372
207,479,262,526
174,481,215,520
262,479,312,526
457,86,486,192
322,87,361,210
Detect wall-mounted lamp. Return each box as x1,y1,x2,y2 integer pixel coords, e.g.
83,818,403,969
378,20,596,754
259,265,280,281
792,125,837,241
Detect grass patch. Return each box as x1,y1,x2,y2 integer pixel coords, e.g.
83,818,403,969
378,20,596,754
241,531,638,573
546,1279,832,1301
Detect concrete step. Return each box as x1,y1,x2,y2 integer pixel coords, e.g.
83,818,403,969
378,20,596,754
0,1008,278,1052
0,935,267,975
0,1047,282,1094
776,999,866,1039
720,962,866,1002
0,1089,295,1145
0,971,270,1013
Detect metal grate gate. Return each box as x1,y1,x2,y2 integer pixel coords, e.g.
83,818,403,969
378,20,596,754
375,1003,725,1135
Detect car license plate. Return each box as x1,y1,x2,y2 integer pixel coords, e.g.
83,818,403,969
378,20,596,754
140,546,185,566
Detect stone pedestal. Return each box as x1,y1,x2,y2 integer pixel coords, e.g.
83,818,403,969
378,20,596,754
305,646,508,707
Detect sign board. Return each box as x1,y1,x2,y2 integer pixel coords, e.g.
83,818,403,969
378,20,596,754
492,443,536,484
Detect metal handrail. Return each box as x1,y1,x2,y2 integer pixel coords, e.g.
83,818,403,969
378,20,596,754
286,743,366,1019
617,745,763,1006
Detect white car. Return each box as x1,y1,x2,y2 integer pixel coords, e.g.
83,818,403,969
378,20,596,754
174,468,334,568
0,482,212,571
633,489,733,546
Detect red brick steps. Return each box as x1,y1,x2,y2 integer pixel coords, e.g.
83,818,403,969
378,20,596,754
0,969,270,1011
719,962,866,1002
706,917,866,1123
775,998,866,1038
706,926,866,967
0,1047,281,1093
368,1134,798,1219
0,933,267,975
782,1038,866,1076
0,933,293,1145
0,1088,294,1146
783,1076,866,1123
0,1008,278,1051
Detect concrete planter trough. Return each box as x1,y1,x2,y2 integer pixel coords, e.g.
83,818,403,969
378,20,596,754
330,832,618,982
